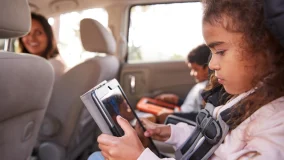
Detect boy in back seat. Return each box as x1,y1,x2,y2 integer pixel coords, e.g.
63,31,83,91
156,44,210,123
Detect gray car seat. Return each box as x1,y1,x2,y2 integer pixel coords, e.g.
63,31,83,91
0,0,54,160
38,18,120,160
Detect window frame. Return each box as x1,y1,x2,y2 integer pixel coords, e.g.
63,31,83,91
126,1,201,63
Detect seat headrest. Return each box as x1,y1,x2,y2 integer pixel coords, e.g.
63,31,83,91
264,0,284,48
0,0,31,38
80,18,116,55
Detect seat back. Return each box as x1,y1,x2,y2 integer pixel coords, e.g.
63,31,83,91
0,1,54,159
264,0,284,48
38,18,119,160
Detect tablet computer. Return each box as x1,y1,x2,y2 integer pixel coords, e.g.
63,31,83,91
85,79,162,157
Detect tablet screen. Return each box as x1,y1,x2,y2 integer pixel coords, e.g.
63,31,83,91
101,88,136,129
100,87,161,156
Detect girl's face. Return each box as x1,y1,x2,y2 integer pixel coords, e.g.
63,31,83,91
203,22,256,95
22,19,48,56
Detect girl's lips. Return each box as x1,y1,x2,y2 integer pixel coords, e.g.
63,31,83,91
216,76,225,84
218,78,224,84
215,75,225,84
217,77,225,84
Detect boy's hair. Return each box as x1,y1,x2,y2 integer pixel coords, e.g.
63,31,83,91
202,0,284,129
187,44,211,68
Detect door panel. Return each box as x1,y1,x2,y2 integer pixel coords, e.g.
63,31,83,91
120,61,196,107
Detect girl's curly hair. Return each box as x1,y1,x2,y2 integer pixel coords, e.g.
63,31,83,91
202,0,284,129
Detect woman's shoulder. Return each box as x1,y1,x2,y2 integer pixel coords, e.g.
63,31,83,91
49,55,67,68
49,54,64,62
48,54,68,78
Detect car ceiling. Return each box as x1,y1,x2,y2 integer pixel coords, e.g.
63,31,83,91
28,0,193,16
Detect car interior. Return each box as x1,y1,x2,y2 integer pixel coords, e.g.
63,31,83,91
1,0,283,159
1,0,199,159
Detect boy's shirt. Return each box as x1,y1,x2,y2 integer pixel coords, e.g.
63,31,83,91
180,80,208,113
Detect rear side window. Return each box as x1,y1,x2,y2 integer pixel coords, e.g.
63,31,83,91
55,8,108,68
128,2,204,63
0,40,4,50
12,9,107,59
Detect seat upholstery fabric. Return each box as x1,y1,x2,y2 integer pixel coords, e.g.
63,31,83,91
38,18,120,160
0,52,54,160
0,0,54,159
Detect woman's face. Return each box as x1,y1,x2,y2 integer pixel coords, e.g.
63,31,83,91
22,19,48,56
202,22,256,95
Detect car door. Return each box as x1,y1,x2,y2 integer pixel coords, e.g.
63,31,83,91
119,2,204,107
120,61,195,107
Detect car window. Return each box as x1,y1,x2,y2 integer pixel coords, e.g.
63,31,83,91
128,2,204,63
52,8,108,67
0,40,4,50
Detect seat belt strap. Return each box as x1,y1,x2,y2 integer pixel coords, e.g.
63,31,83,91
175,89,254,160
187,112,229,160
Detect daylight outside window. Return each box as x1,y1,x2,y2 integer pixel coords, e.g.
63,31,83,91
0,40,5,50
57,8,108,67
128,2,204,63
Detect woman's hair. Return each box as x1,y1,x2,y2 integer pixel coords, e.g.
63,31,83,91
187,44,211,68
202,0,284,129
18,12,59,59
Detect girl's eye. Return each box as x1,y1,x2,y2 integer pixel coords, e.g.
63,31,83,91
215,50,225,56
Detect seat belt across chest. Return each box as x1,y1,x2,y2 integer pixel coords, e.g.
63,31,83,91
175,89,254,160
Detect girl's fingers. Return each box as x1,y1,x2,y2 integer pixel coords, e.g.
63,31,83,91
97,134,118,145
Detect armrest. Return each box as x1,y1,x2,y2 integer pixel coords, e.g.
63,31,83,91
164,115,196,126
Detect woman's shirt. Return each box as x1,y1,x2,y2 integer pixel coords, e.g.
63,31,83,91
138,96,284,160
48,55,67,82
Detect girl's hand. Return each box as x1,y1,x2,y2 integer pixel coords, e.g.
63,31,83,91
140,118,171,142
97,116,145,160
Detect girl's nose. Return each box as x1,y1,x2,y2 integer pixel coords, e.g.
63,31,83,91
208,54,220,71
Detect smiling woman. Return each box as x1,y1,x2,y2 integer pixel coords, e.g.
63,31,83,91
19,12,59,59
18,12,67,81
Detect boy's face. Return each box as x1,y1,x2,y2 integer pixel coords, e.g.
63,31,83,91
202,21,256,95
188,62,208,83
